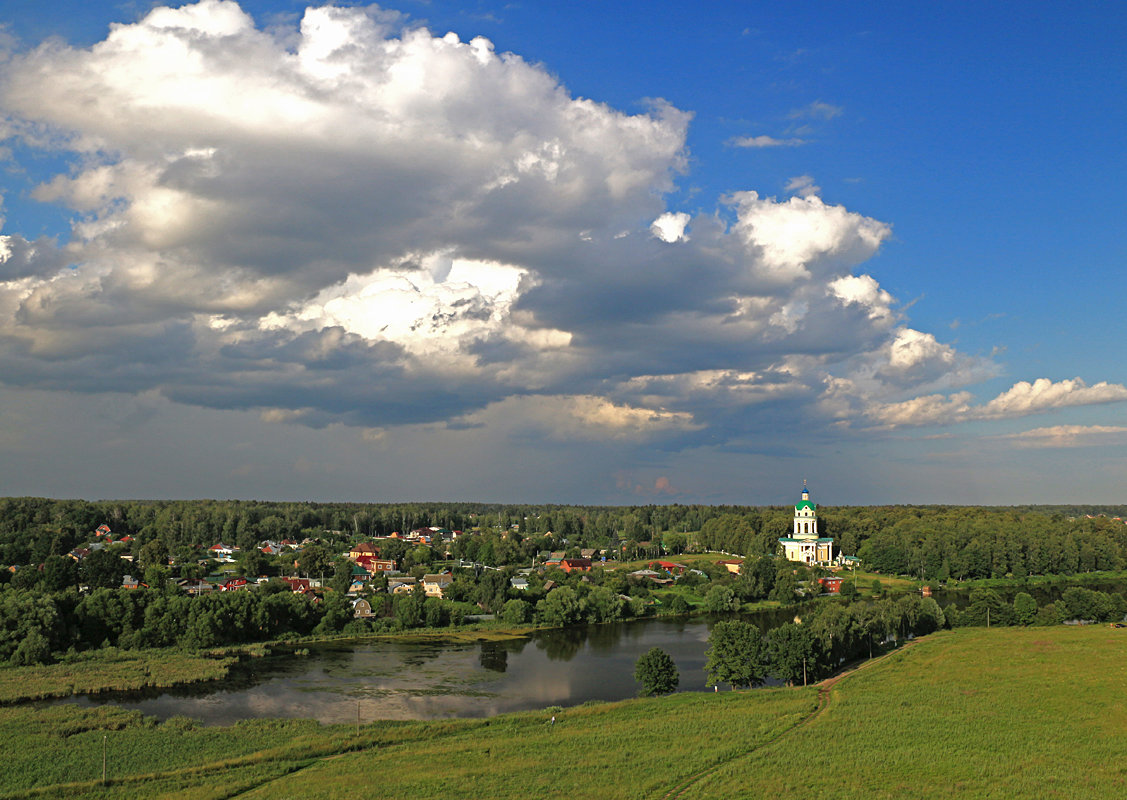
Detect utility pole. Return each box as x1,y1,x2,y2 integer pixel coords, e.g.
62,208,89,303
356,700,361,736
102,734,107,785
802,656,807,687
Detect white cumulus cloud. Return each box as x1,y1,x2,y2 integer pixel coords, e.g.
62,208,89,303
0,1,1112,456
867,378,1127,428
650,212,690,243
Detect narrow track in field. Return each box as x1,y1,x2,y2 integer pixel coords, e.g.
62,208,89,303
659,640,919,799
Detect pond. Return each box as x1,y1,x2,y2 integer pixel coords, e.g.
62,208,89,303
61,608,797,725
68,578,1125,725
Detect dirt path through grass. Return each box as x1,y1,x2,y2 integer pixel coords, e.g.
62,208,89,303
658,640,921,799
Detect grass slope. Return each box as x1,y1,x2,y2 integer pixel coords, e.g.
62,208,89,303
4,626,1126,799
700,627,1127,799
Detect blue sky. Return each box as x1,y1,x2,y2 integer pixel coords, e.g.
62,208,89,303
0,1,1124,505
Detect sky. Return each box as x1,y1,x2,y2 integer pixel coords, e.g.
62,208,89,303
0,0,1124,506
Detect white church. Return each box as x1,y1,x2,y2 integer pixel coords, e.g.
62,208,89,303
778,480,834,565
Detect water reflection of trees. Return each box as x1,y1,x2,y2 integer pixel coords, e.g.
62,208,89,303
532,608,803,663
533,626,587,662
586,623,622,653
478,638,528,673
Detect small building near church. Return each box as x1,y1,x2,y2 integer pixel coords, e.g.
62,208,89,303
778,481,833,565
717,559,744,575
818,576,843,594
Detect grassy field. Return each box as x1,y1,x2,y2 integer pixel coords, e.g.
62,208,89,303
849,569,919,592
696,626,1127,798
4,626,1126,798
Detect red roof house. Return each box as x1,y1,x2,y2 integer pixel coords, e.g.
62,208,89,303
649,560,688,575
819,577,843,594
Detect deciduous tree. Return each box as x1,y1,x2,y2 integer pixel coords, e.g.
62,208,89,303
634,647,679,695
705,620,766,689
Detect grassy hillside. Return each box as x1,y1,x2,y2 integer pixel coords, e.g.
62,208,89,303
4,626,1127,799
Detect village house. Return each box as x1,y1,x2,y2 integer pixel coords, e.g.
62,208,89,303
718,559,744,575
347,563,370,594
422,572,454,598
352,598,375,618
281,577,312,593
648,560,688,576
560,558,592,573
389,577,418,595
629,568,672,586
208,543,240,561
349,542,379,561
356,555,396,573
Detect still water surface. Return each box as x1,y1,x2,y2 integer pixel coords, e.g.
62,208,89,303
63,611,796,725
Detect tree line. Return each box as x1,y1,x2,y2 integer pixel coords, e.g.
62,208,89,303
698,507,1127,580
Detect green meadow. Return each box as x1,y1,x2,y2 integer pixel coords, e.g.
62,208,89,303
3,626,1126,799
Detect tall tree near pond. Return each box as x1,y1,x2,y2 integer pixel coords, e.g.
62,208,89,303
770,568,798,604
634,647,680,695
705,620,767,689
767,623,819,686
1013,592,1038,626
537,587,580,626
704,584,739,613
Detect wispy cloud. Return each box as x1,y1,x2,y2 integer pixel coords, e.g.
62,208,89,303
728,134,805,148
994,424,1127,449
790,100,843,120
785,174,820,197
